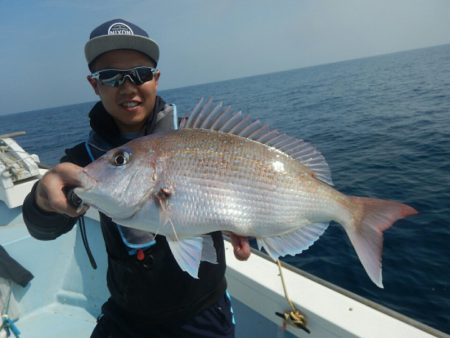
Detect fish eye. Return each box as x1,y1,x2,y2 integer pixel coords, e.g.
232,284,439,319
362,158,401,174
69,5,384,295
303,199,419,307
111,150,131,166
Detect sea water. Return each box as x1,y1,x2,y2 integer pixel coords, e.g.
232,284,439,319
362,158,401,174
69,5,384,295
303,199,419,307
1,44,449,334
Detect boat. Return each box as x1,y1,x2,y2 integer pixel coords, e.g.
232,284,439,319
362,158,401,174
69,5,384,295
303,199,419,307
0,133,448,338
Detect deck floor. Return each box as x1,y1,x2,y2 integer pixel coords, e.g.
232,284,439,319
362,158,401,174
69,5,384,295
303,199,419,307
17,302,96,337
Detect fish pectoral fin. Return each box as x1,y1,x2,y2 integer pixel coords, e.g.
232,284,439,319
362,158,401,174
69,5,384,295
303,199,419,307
155,186,173,217
154,187,178,239
167,237,204,279
257,222,329,260
201,235,218,264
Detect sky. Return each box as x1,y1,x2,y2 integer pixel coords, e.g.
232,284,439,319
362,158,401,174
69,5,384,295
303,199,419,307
1,0,450,115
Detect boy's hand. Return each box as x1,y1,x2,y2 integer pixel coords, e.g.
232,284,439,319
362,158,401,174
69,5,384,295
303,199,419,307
229,234,251,260
35,162,87,217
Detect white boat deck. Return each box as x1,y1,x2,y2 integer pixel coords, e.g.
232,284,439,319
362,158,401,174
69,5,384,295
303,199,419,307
1,207,105,337
2,203,448,338
18,303,95,337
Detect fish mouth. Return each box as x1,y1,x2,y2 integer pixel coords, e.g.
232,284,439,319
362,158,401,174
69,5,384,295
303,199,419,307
73,170,140,220
73,170,97,196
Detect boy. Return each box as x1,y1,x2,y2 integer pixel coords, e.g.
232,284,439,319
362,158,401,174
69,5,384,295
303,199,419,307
23,18,250,338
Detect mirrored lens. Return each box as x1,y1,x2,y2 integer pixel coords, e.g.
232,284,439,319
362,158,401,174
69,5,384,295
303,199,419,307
134,67,155,83
92,67,156,87
96,71,124,86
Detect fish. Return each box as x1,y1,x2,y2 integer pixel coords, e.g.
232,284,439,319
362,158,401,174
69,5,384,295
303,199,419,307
74,98,417,287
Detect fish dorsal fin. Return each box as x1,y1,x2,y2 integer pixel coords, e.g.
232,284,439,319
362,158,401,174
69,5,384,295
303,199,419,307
183,98,333,185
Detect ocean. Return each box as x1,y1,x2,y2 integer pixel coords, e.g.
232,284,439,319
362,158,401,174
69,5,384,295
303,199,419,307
1,44,449,334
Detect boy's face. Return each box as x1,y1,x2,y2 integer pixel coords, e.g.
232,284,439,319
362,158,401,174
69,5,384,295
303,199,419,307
88,49,160,134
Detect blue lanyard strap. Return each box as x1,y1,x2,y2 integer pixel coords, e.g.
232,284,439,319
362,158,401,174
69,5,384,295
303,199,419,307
84,142,96,162
171,104,179,130
115,225,156,255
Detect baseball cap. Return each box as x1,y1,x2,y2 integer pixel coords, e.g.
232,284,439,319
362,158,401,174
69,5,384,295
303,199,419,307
84,19,159,67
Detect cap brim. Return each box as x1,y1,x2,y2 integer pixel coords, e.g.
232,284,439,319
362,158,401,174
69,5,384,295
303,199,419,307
85,35,159,66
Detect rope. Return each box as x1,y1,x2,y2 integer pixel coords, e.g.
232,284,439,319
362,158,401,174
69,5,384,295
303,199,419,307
0,146,39,181
275,259,310,334
1,315,20,337
0,280,20,337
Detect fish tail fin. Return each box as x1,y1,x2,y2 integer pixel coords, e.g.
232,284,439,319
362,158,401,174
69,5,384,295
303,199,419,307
345,196,417,288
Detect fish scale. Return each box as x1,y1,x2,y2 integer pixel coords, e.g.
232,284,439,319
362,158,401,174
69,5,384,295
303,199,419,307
150,129,337,237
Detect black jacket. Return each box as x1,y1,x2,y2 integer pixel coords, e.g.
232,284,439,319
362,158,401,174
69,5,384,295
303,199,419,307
22,97,227,325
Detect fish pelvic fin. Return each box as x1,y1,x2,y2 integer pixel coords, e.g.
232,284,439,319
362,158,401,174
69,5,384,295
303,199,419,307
345,197,418,288
167,235,218,279
257,222,329,260
201,235,218,264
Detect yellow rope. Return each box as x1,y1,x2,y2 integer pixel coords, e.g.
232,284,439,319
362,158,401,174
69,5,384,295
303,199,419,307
276,259,310,333
277,259,296,311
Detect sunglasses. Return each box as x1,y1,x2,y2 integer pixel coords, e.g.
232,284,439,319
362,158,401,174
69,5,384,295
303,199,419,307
90,66,158,87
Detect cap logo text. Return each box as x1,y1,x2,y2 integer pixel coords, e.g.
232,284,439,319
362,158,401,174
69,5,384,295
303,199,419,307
108,23,134,36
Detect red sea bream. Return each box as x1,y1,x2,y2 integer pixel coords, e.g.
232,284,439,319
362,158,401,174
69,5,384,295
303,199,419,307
75,99,417,287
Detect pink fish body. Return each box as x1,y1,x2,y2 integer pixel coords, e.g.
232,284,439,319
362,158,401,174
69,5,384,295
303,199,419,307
75,99,417,286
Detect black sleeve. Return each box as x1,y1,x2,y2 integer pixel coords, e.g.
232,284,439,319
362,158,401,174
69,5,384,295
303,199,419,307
22,142,95,240
22,181,78,240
